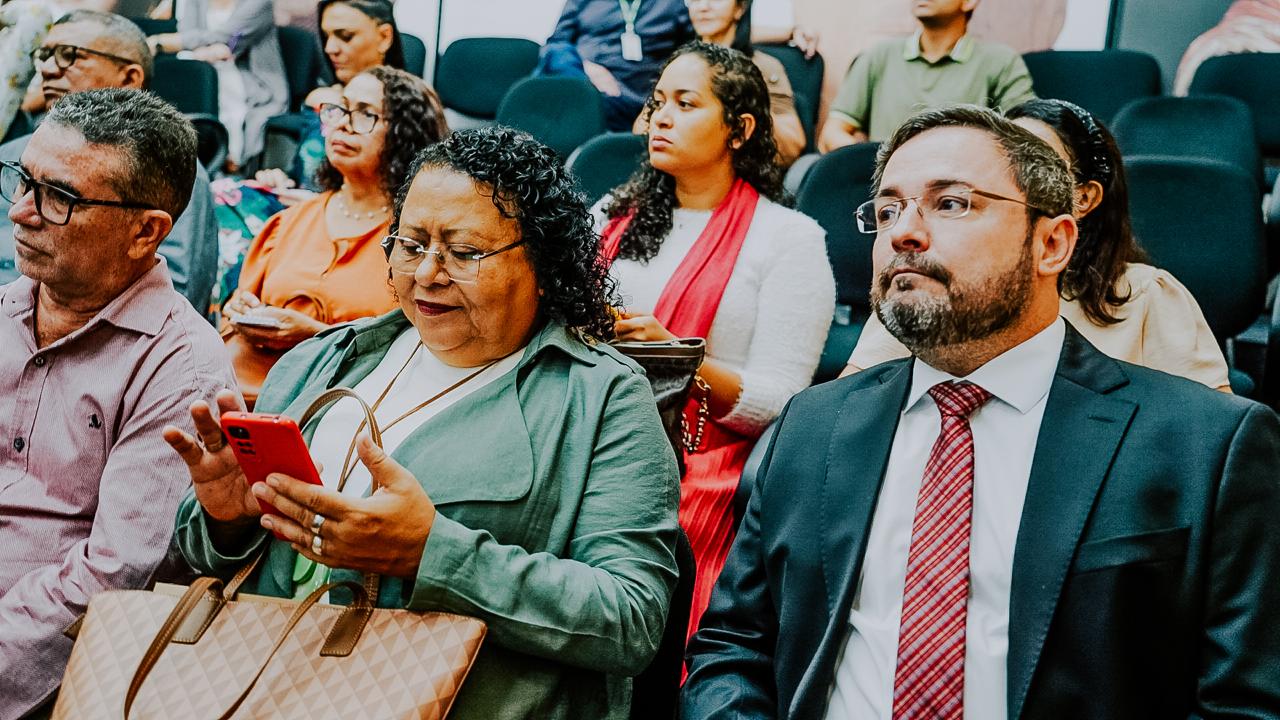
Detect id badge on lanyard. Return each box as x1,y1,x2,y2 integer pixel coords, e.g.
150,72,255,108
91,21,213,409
619,0,643,61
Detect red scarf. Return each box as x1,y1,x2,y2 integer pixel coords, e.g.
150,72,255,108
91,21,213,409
600,178,760,338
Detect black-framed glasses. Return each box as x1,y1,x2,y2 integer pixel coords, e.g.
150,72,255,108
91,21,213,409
855,186,1055,234
318,102,382,134
32,44,139,71
0,162,157,226
381,234,526,284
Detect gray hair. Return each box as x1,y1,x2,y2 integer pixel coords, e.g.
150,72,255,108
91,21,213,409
47,88,197,220
872,104,1075,224
54,10,154,84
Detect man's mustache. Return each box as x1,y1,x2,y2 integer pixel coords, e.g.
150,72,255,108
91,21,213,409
875,253,953,292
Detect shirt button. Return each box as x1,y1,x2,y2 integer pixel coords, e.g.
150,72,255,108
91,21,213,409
33,356,45,367
13,437,24,452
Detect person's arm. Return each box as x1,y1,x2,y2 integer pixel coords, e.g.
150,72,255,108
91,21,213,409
751,25,819,59
841,310,909,378
818,53,873,152
1194,403,1280,715
713,217,835,437
545,0,584,46
763,66,806,166
1134,269,1233,392
160,163,218,315
0,375,228,715
991,53,1037,112
682,401,789,717
407,371,681,675
178,0,276,56
0,1,50,139
224,207,283,318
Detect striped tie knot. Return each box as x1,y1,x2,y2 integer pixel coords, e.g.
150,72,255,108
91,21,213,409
928,381,991,419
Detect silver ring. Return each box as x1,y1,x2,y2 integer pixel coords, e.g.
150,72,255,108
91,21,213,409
310,533,323,556
310,513,326,535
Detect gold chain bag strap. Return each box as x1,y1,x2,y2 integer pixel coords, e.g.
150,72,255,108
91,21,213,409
52,389,486,720
610,339,707,469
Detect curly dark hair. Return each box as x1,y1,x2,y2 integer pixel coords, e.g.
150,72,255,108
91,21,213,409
392,126,619,341
606,41,787,263
315,66,449,199
1006,99,1147,326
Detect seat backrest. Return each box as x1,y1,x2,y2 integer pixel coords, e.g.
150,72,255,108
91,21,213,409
151,56,218,115
401,33,428,78
1022,50,1161,123
629,529,695,720
565,132,648,205
1124,155,1265,341
755,43,825,146
496,76,605,159
1113,95,1262,187
1188,53,1280,156
276,25,329,112
795,142,880,311
436,37,541,119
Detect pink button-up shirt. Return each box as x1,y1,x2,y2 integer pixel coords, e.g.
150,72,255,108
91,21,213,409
0,259,234,717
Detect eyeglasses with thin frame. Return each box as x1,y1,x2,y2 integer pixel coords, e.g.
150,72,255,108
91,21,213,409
381,234,526,284
0,161,157,226
32,44,139,71
318,102,382,135
855,185,1055,234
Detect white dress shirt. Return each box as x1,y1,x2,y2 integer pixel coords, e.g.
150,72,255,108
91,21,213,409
824,318,1066,720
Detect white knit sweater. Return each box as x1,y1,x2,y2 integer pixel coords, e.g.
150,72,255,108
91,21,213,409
596,197,836,436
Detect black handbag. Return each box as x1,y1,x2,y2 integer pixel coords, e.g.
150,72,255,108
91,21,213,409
611,338,707,471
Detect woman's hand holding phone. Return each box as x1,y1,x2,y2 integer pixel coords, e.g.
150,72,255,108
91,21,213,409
163,389,262,524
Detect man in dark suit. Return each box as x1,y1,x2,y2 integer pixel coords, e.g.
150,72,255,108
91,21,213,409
682,105,1280,719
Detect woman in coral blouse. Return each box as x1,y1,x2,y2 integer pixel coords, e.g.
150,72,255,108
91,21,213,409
221,65,447,402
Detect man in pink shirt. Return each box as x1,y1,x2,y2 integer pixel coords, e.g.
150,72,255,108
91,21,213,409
0,88,234,717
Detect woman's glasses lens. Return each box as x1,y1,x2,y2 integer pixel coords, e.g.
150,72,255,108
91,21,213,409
318,103,379,134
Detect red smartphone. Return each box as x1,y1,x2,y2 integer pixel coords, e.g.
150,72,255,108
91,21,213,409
220,411,324,539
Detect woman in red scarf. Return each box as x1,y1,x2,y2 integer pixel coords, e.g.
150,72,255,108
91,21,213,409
597,41,836,644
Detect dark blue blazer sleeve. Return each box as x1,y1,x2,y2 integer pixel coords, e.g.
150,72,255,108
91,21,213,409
681,402,790,719
1194,402,1280,717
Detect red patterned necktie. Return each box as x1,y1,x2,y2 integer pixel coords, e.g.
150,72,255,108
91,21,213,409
892,380,993,720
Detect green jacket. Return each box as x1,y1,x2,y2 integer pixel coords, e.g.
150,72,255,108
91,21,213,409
175,311,681,719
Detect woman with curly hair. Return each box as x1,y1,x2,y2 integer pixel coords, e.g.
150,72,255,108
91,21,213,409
168,126,680,718
842,98,1230,391
599,41,835,641
221,65,449,404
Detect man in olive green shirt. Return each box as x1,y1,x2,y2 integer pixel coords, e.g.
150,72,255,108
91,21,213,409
818,0,1035,150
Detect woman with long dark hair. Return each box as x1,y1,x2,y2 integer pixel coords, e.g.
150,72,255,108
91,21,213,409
600,41,835,641
844,98,1229,391
221,66,449,405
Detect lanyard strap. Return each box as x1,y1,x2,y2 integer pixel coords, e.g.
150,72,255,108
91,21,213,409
618,0,642,32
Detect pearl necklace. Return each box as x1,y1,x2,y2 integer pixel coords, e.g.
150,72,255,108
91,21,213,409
335,189,388,220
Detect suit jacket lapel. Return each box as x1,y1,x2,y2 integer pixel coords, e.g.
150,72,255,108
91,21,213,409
1007,327,1136,720
791,361,912,714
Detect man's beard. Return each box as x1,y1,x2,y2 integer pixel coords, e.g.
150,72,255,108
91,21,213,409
870,237,1034,354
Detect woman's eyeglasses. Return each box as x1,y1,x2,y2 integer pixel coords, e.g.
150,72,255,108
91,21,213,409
318,103,382,135
381,234,525,284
